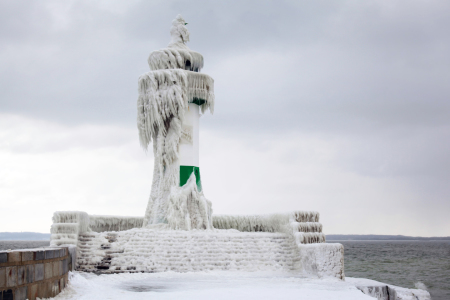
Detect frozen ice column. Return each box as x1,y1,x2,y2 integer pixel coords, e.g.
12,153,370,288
137,15,214,227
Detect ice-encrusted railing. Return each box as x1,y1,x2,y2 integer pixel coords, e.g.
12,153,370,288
212,211,343,279
51,211,90,246
50,211,326,245
148,48,204,72
213,211,326,244
50,212,144,246
89,215,144,232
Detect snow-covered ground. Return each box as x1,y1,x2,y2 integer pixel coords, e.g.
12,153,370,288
53,271,375,300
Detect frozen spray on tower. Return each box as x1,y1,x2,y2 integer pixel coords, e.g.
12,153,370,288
137,15,214,230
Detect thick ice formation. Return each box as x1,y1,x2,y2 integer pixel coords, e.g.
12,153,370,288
137,70,214,149
166,173,213,230
296,243,344,279
66,209,337,278
138,15,214,228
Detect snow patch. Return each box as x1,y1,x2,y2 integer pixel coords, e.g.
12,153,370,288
54,271,378,300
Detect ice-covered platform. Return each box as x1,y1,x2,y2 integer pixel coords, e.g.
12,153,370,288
50,211,344,279
53,271,431,300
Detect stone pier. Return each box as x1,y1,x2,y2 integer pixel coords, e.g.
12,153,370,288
0,247,74,300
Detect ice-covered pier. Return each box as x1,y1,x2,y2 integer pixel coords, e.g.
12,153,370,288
46,15,431,300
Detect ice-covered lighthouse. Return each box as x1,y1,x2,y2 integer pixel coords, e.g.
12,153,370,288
137,15,214,229
49,15,347,282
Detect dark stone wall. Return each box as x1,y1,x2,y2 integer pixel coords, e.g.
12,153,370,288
0,247,71,300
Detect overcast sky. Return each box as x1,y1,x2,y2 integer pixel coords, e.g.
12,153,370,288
1,0,449,236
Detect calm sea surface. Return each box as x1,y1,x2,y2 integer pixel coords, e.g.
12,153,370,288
0,240,49,251
1,240,448,299
333,240,450,300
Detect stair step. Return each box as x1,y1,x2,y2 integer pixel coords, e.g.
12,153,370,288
75,229,321,274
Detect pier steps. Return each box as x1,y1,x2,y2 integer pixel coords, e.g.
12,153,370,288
76,230,299,273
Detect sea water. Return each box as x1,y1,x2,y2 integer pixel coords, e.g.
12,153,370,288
1,240,448,299
334,240,450,300
0,240,49,251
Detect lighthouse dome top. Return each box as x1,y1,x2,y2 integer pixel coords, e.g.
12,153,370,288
148,14,204,72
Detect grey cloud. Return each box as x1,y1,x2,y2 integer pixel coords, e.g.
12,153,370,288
1,1,449,132
1,0,449,235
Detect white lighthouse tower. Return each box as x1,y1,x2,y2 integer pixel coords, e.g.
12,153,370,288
179,100,202,191
137,15,214,229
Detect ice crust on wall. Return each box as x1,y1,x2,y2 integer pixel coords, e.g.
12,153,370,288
138,15,214,228
79,229,298,273
76,228,343,279
67,245,78,271
52,210,341,278
296,243,345,280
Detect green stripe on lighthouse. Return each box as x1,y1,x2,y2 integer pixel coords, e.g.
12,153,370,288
180,165,202,192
